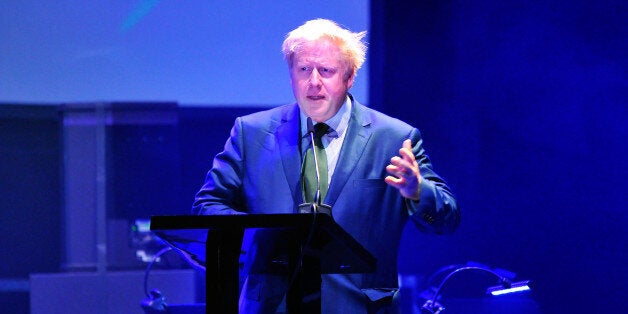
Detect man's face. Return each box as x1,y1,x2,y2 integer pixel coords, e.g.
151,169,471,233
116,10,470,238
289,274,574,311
290,38,354,123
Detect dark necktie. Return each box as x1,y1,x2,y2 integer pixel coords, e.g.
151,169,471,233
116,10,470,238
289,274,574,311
303,123,330,204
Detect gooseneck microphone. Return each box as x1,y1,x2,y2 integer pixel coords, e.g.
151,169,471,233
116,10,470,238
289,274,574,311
298,117,332,216
307,118,323,206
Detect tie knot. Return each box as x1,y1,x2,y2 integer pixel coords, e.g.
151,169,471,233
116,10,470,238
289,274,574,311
314,123,330,138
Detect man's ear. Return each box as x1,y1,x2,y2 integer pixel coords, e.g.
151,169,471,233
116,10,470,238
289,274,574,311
346,70,355,89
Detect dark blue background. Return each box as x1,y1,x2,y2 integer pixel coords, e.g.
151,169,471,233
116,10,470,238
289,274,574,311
371,1,626,313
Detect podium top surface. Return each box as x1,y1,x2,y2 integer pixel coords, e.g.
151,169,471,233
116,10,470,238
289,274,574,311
151,213,336,230
150,213,376,274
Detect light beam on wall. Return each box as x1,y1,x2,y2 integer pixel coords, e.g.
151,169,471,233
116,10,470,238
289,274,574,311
121,0,162,32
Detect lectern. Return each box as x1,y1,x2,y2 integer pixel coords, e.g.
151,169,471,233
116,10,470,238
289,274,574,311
150,213,376,313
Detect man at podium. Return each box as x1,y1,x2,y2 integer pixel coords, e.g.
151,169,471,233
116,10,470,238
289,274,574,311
192,19,460,313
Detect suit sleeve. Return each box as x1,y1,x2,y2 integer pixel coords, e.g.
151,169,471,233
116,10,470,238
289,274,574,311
405,128,460,234
192,117,247,215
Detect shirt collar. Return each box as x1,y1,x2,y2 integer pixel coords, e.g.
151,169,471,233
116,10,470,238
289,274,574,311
300,95,352,139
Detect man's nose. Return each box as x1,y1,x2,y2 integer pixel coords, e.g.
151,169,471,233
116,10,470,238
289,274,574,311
309,69,322,86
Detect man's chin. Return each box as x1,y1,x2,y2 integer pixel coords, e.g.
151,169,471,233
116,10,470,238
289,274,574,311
301,105,327,119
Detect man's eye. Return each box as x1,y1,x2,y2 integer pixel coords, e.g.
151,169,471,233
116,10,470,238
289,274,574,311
318,67,336,77
299,66,310,72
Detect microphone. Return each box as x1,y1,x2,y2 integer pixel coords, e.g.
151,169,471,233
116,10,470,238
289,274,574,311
307,118,323,206
298,117,332,216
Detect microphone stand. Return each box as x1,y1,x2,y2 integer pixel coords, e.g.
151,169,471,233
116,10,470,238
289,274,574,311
290,119,332,309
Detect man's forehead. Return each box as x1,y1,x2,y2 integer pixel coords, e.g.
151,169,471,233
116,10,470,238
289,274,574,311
293,42,342,64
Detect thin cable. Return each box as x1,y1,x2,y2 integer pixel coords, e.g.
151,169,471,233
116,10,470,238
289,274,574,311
426,264,464,287
143,246,173,298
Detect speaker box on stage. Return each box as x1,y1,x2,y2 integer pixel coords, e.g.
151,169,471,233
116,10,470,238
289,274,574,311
30,269,198,314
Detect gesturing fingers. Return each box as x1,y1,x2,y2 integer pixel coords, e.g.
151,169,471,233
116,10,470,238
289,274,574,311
387,156,412,179
399,139,417,166
385,139,422,200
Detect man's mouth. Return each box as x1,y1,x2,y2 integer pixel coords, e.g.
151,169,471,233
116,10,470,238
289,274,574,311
307,95,325,101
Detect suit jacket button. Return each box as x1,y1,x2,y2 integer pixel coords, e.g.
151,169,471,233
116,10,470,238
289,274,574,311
423,213,435,224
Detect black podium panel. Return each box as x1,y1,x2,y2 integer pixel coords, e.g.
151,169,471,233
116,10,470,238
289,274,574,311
150,213,376,313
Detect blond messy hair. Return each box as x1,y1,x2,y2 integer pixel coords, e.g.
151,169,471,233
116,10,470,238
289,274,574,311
281,19,367,79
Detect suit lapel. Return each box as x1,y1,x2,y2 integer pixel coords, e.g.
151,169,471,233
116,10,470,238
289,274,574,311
325,100,373,207
276,104,304,206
